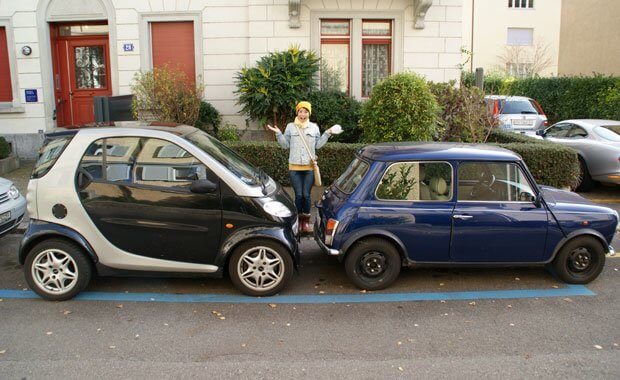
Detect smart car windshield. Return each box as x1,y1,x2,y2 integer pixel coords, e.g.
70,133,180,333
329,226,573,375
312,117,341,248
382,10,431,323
184,130,261,186
594,126,620,142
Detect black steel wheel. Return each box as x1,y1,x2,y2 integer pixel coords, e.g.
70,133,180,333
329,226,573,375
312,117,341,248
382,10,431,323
552,236,605,284
345,238,401,290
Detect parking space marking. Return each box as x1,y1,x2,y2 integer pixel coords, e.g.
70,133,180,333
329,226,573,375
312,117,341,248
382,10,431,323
0,285,594,304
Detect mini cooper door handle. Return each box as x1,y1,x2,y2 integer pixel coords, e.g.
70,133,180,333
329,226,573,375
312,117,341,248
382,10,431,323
453,214,473,220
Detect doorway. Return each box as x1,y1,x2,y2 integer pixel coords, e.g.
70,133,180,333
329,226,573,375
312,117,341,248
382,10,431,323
51,23,112,127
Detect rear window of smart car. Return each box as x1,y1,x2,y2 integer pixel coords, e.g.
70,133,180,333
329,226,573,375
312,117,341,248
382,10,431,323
335,157,369,194
31,135,74,179
500,100,539,115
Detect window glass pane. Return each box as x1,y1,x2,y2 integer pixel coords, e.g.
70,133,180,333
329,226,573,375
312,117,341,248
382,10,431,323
362,21,390,36
321,43,348,93
377,162,452,201
74,46,106,89
594,126,620,141
321,20,349,35
81,137,140,182
507,28,533,45
135,138,205,187
362,43,389,97
499,100,538,114
32,136,73,179
335,157,369,194
59,25,109,36
458,162,535,202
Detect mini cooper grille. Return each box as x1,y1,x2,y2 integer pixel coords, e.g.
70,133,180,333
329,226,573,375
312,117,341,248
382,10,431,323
0,191,9,204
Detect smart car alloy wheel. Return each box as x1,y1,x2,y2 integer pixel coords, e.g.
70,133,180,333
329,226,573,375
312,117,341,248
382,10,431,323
229,240,293,296
24,239,92,301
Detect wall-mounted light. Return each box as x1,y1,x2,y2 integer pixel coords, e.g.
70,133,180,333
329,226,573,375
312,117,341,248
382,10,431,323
21,46,32,56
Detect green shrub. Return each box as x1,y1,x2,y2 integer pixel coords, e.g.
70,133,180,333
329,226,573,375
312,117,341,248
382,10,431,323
488,130,579,188
216,123,241,142
225,141,363,186
360,72,438,143
131,65,204,125
235,46,320,130
429,81,494,143
591,78,620,120
195,101,221,132
306,90,362,143
0,137,10,159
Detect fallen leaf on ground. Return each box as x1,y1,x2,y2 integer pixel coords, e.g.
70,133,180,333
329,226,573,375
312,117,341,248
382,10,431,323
398,367,404,372
63,310,72,315
594,345,603,350
510,323,515,326
360,290,367,293
414,324,419,327
109,345,116,349
397,341,402,346
507,305,513,308
268,304,277,309
439,283,444,286
0,350,6,355
319,291,325,294
469,302,476,306
218,316,225,320
164,323,169,326
135,334,139,339
552,285,559,289
563,298,573,303
0,299,3,302
116,304,123,309
515,278,520,281
46,331,53,335
286,323,291,327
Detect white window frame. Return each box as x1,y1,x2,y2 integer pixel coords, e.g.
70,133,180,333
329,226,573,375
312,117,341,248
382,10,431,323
0,18,23,113
139,13,203,83
507,27,534,46
311,11,403,100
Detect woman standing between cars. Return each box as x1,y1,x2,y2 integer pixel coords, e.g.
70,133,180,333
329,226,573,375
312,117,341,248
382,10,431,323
266,101,341,233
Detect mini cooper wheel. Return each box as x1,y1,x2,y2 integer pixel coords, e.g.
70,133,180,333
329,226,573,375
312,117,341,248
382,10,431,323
24,239,92,301
229,240,293,297
552,236,605,284
345,238,401,291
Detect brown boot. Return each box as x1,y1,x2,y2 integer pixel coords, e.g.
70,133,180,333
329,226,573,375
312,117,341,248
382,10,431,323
300,213,313,234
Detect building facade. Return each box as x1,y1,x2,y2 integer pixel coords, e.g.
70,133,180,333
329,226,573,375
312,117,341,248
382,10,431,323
0,0,462,158
461,0,561,79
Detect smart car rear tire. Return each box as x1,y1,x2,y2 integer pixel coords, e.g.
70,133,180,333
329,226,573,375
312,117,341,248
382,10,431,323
552,236,605,284
24,239,92,301
345,238,401,291
229,239,293,296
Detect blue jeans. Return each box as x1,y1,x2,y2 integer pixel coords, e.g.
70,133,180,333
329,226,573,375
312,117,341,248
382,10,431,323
289,170,313,214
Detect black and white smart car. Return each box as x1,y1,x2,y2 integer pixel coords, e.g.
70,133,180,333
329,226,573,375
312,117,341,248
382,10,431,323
20,122,299,300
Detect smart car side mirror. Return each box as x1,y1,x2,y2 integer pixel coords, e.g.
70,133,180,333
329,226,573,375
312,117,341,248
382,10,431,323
190,179,217,194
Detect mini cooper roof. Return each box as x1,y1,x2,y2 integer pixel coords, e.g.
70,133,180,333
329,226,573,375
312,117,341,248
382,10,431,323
358,142,521,162
45,121,197,138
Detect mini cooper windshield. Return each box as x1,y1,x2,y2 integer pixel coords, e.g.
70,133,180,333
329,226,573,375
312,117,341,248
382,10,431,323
185,130,262,186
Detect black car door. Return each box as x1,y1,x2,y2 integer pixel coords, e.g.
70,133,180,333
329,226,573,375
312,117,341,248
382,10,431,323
77,136,222,264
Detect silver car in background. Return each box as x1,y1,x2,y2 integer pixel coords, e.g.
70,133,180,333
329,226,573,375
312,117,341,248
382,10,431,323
485,95,549,133
537,119,620,191
0,177,26,238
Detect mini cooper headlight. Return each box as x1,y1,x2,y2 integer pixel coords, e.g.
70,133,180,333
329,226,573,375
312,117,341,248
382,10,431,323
8,185,19,199
262,201,292,218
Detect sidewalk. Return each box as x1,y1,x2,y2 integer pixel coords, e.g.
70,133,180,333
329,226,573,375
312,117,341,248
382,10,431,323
3,161,325,234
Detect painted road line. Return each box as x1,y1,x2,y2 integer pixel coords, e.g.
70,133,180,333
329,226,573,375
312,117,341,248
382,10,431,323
0,285,595,304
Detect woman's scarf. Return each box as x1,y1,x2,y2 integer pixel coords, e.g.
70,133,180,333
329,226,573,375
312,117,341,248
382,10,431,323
294,117,309,129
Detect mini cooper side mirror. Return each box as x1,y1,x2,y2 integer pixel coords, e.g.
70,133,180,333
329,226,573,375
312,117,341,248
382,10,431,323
190,179,217,194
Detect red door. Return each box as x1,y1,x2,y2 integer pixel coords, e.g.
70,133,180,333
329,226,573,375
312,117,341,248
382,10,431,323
52,29,111,127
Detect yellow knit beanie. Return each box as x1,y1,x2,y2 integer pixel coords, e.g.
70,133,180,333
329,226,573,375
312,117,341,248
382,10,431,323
295,101,312,115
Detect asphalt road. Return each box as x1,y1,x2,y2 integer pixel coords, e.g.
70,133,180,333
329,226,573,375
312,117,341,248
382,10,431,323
1,233,619,378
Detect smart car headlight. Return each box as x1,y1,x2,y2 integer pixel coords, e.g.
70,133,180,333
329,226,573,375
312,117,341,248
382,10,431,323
262,201,292,218
8,185,19,199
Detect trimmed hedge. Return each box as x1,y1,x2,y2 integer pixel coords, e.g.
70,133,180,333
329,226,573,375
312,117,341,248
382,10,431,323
465,74,620,124
0,137,10,159
226,132,579,189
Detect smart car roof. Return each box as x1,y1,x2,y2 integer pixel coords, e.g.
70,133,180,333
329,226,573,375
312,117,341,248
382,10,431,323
45,121,198,138
358,142,521,162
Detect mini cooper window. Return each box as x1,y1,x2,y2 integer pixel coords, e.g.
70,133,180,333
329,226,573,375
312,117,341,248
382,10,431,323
458,162,536,202
376,162,452,201
80,137,206,187
334,157,369,194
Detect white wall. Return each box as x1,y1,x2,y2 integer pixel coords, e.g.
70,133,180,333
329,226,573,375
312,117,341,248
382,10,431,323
461,0,561,77
0,0,462,156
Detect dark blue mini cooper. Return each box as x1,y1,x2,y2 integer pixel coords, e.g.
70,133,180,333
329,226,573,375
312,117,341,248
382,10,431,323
315,143,618,290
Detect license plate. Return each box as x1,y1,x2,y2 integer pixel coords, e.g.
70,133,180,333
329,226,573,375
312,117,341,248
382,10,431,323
0,211,10,223
512,119,533,126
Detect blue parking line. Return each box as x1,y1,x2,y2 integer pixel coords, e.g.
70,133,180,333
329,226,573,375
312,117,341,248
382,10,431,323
0,285,595,304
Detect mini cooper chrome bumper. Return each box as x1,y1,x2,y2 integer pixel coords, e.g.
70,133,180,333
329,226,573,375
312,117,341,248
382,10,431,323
314,221,340,256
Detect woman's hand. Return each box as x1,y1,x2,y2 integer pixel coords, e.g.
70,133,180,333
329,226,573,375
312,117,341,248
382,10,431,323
328,124,343,135
266,124,280,133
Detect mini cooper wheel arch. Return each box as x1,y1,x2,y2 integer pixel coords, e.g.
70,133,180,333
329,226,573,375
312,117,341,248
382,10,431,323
19,221,98,265
551,235,606,284
548,230,609,264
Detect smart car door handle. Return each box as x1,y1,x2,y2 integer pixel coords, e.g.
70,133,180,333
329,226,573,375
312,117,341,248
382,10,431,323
453,214,473,220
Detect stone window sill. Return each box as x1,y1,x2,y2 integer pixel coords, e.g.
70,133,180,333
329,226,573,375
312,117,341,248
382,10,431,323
0,105,25,114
